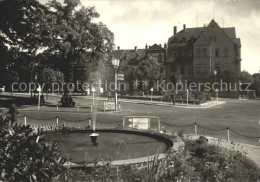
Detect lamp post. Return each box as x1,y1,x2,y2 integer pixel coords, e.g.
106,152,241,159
186,89,189,107
91,87,96,105
112,57,120,111
150,87,154,102
37,85,42,111
214,70,217,100
216,88,219,105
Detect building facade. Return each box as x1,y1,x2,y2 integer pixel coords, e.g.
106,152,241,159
166,19,241,83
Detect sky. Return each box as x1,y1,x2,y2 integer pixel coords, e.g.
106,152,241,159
41,0,260,74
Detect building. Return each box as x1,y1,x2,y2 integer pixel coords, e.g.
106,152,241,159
110,44,167,93
167,19,241,83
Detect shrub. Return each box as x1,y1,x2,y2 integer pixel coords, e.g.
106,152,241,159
0,117,66,182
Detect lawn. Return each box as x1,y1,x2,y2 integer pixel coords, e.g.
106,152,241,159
2,94,260,146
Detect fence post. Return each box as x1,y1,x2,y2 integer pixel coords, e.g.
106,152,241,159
194,122,197,135
158,118,161,132
90,105,93,113
56,104,59,111
227,127,230,142
24,115,27,126
56,116,59,125
123,118,125,128
118,102,121,111
88,117,92,126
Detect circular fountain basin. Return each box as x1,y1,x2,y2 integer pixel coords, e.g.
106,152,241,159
44,129,173,164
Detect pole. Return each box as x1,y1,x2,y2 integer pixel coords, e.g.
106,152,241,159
195,123,197,135
38,91,41,111
90,105,93,113
24,115,27,126
92,91,95,105
56,116,59,125
115,67,118,111
151,91,153,102
186,89,189,107
158,118,161,132
88,117,92,126
227,127,230,142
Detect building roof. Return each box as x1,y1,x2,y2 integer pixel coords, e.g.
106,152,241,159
109,49,146,61
168,19,238,44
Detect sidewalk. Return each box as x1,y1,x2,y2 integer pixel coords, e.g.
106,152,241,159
76,95,225,109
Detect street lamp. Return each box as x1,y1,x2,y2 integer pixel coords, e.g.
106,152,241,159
91,87,96,105
214,70,217,101
111,57,120,111
150,87,154,102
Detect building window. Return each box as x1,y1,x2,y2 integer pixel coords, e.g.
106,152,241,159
215,64,220,75
224,48,229,57
158,54,162,62
188,65,193,75
203,48,207,57
223,63,229,71
202,64,208,73
215,48,220,57
181,51,185,57
181,65,185,75
196,48,201,57
189,49,192,57
169,51,176,58
195,64,208,74
196,64,200,74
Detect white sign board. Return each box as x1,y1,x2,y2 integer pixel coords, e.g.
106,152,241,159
130,118,150,130
104,101,115,111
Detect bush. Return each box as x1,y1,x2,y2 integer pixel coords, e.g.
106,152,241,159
0,116,66,182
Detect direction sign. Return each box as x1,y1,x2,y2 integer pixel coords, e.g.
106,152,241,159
117,73,124,81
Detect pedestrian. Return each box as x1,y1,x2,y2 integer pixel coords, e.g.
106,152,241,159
40,94,45,105
7,102,19,126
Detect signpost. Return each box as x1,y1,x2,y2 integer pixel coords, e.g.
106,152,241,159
92,87,96,105
37,85,41,110
150,87,154,102
117,73,124,81
104,101,116,111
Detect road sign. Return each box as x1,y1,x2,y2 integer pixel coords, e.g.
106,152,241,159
117,73,124,81
104,101,116,111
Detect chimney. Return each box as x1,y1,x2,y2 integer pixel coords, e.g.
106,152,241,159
164,43,167,48
159,44,162,47
117,46,120,50
145,44,148,49
174,26,177,35
183,24,186,32
134,46,137,51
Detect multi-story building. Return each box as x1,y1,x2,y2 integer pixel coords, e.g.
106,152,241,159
110,44,167,92
166,19,241,83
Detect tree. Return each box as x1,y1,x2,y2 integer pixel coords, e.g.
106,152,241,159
252,73,260,96
0,0,115,86
240,70,253,83
169,71,182,104
0,0,52,85
0,117,66,182
45,0,114,81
